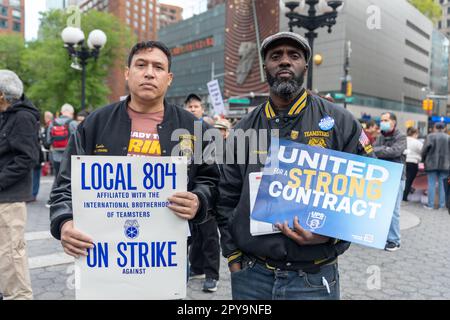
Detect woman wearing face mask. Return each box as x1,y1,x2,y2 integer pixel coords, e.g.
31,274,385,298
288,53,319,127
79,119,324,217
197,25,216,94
403,127,423,201
373,112,407,252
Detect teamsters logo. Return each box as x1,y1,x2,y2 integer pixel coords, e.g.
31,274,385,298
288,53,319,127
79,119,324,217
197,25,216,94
306,212,326,230
124,220,140,239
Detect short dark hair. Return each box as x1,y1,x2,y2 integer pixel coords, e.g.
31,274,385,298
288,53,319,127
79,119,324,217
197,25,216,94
77,110,90,118
184,93,202,105
127,41,172,71
382,112,397,122
435,122,445,130
366,119,378,129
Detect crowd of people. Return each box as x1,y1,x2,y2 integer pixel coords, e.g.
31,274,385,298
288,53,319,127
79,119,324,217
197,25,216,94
0,30,449,301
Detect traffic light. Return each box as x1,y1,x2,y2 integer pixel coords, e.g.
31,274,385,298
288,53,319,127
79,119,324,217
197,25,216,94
346,82,352,97
422,99,433,111
422,99,428,111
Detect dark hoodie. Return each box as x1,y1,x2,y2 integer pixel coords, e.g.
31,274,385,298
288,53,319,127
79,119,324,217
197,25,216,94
0,96,40,202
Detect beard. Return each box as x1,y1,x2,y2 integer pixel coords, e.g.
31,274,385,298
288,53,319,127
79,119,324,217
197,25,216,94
266,69,306,100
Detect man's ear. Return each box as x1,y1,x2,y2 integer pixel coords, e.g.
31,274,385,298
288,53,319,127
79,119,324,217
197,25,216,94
124,67,130,81
168,72,173,86
305,64,309,71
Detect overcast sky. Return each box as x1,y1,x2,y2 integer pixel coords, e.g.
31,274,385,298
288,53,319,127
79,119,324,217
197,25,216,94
24,0,207,41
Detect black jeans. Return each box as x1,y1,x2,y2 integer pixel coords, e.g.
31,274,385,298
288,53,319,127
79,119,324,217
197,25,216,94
188,217,220,280
403,162,419,201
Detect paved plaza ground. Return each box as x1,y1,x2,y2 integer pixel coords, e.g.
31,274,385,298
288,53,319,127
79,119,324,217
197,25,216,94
25,176,450,300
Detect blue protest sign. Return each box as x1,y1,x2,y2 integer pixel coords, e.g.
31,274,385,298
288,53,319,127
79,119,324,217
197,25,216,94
251,139,403,249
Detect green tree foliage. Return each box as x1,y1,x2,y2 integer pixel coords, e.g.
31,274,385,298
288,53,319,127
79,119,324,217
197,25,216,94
0,9,136,113
409,0,442,23
0,34,25,76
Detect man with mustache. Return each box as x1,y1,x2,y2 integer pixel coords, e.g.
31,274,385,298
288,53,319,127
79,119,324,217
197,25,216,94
49,41,219,270
216,32,374,300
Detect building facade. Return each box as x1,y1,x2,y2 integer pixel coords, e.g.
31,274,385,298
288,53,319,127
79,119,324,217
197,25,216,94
437,0,450,37
435,0,450,116
159,3,182,29
160,0,440,129
159,3,226,106
280,0,436,131
78,0,182,102
159,0,279,114
80,0,159,41
430,29,449,116
207,0,225,10
46,0,81,10
0,0,25,37
223,0,279,99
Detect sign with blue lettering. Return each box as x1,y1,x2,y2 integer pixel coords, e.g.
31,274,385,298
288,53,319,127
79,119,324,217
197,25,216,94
251,139,403,249
72,156,188,299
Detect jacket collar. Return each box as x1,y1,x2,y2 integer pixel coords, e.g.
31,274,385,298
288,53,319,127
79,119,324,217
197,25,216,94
265,89,308,120
381,126,397,137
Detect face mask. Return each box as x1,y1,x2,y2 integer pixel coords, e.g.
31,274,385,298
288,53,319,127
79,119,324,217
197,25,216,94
380,122,391,132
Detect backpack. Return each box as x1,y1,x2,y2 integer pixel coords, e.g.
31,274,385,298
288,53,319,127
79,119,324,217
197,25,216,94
50,119,71,149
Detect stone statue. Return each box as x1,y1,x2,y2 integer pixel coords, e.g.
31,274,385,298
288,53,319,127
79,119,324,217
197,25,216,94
235,42,257,85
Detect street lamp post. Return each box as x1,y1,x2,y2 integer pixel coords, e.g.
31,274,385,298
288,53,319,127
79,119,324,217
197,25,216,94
61,27,107,110
343,40,351,109
284,0,343,90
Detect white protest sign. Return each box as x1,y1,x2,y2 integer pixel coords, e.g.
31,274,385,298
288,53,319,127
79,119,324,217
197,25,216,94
207,79,226,115
249,172,280,236
72,156,188,300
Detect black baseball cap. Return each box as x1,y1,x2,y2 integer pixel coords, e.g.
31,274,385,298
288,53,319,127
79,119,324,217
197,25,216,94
260,31,312,62
184,93,202,104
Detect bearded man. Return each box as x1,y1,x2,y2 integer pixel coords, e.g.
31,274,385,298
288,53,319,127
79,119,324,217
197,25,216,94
215,32,374,300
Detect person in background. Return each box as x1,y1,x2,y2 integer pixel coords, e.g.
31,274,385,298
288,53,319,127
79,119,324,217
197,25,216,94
184,93,221,293
41,111,53,177
373,112,406,252
45,104,78,208
46,103,78,178
403,127,423,201
75,110,90,124
44,111,53,127
0,70,40,300
185,93,204,120
364,120,380,144
446,172,450,213
421,122,450,210
214,118,231,139
214,118,231,178
41,111,54,150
